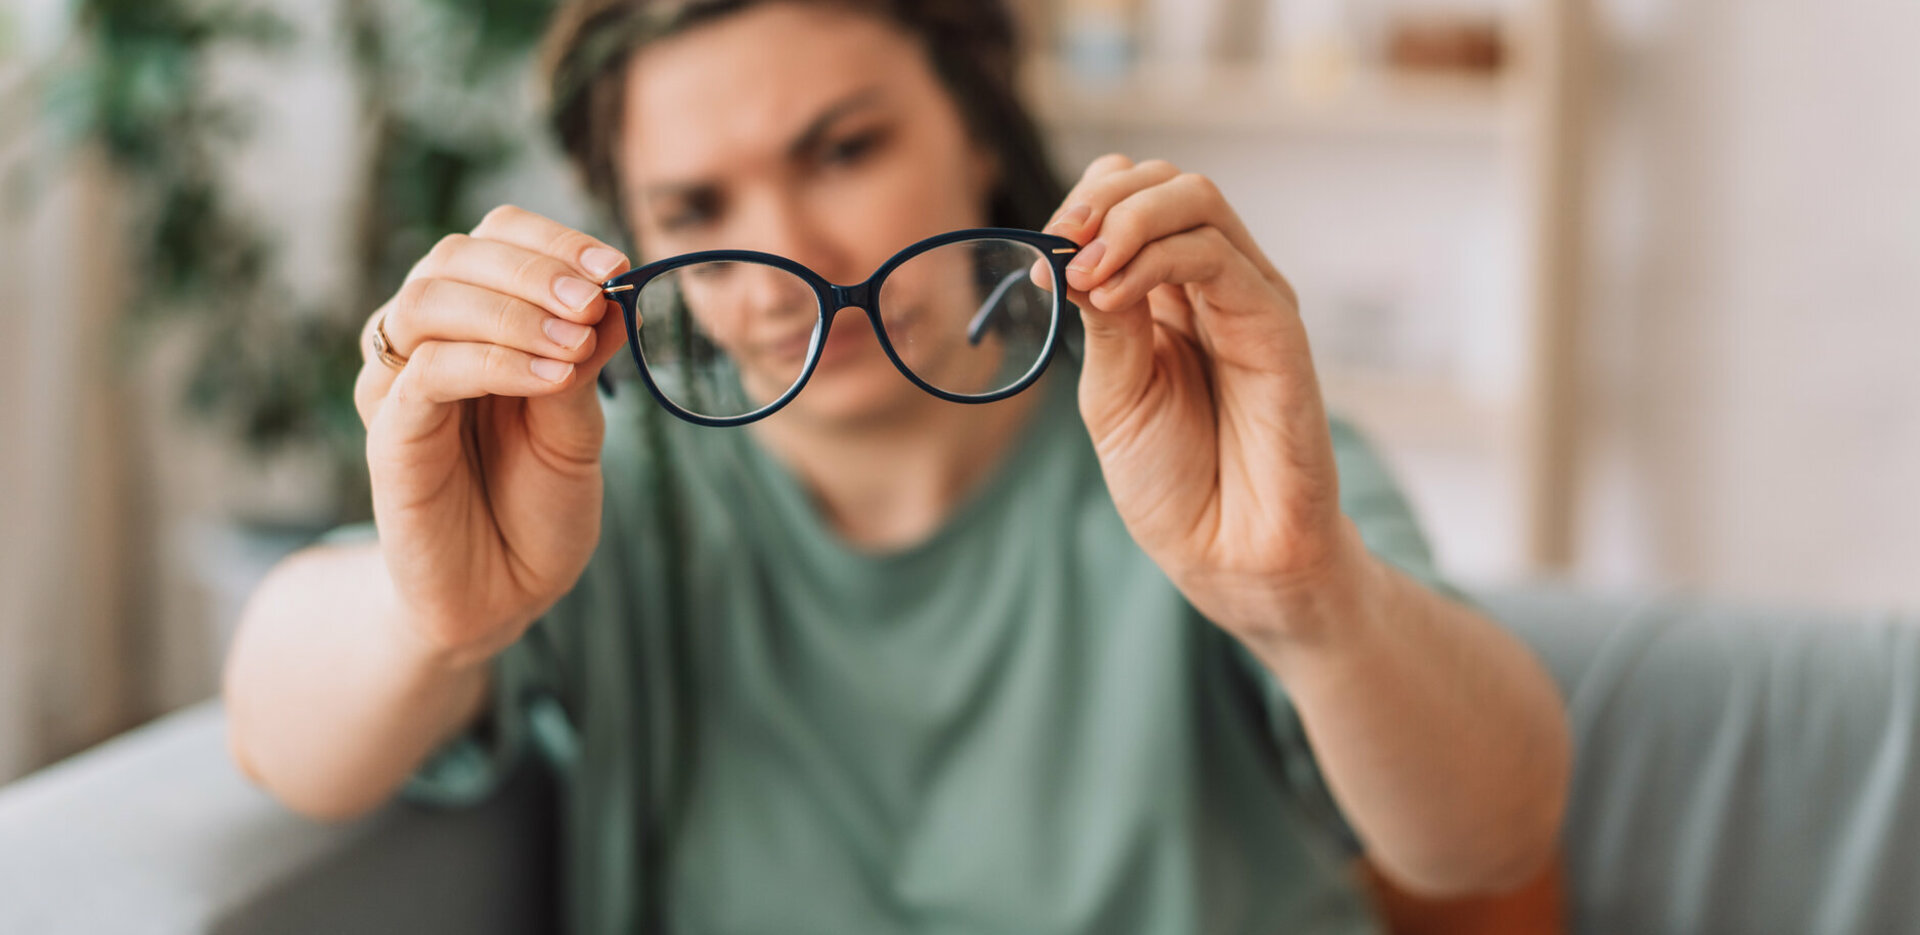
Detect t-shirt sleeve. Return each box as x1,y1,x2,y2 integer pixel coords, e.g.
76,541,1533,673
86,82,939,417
1327,416,1458,600
401,627,573,808
1237,415,1458,859
312,522,573,810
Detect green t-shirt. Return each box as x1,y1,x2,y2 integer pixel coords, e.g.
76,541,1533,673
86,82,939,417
401,371,1448,935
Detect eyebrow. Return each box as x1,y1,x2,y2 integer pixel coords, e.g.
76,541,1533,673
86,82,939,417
638,86,889,204
786,86,887,160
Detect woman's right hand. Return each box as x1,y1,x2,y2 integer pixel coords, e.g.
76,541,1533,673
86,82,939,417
354,205,632,669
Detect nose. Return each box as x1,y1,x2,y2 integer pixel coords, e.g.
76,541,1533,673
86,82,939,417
734,191,862,287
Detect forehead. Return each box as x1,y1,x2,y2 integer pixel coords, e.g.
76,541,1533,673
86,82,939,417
619,4,930,182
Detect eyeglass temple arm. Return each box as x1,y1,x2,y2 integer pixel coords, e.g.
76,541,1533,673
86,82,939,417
966,270,1031,346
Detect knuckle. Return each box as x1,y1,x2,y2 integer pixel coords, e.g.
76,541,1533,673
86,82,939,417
477,204,525,234
487,292,519,344
1136,158,1179,178
542,226,593,263
387,365,424,407
480,342,514,381
1103,202,1146,245
1086,153,1134,178
353,367,383,424
410,341,445,378
512,249,556,294
1177,172,1224,205
394,276,435,320
423,233,470,270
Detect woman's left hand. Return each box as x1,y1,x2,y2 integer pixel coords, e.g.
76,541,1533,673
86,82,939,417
1048,154,1364,644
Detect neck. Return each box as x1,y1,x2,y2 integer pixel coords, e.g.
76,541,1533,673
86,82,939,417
749,380,1050,552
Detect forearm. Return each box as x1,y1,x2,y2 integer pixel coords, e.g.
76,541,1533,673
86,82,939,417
1242,527,1571,897
222,542,491,822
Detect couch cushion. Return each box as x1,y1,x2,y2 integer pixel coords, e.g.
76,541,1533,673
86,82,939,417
1483,587,1920,935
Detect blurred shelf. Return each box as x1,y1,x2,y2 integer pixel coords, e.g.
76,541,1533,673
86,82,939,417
1026,58,1513,141
1024,0,1592,574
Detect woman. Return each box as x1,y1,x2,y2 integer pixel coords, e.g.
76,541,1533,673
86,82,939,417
225,1,1571,932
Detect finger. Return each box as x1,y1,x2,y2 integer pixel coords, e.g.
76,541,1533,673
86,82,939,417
1029,257,1057,293
1072,275,1157,427
354,354,397,429
411,233,614,326
1043,153,1137,228
1046,158,1183,247
1062,171,1230,294
381,277,601,364
355,300,404,427
1057,166,1290,298
582,299,632,375
1084,226,1253,314
471,204,630,282
524,297,633,444
377,341,582,440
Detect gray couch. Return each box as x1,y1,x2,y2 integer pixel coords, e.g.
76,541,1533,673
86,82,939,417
4,587,1919,934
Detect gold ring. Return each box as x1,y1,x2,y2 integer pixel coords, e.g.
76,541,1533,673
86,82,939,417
370,313,408,371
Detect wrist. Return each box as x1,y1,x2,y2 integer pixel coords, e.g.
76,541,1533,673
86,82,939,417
377,590,532,682
370,554,547,677
1188,520,1391,667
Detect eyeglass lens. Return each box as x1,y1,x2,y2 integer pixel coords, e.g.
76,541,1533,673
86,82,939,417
633,237,1057,421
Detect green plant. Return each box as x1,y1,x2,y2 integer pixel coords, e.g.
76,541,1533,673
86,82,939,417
34,0,563,524
40,0,326,450
341,0,563,323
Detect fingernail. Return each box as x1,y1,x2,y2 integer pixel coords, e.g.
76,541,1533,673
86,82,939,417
544,317,592,349
1050,204,1091,232
581,247,626,279
1067,239,1107,275
530,358,574,383
554,276,599,312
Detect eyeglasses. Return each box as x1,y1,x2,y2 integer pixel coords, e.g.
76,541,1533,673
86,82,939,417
596,228,1080,427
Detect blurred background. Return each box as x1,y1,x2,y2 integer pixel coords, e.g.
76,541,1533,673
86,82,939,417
0,0,1915,785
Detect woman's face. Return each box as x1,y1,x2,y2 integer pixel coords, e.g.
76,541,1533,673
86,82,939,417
617,2,1000,427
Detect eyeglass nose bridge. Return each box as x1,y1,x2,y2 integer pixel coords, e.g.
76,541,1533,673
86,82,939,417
827,281,875,315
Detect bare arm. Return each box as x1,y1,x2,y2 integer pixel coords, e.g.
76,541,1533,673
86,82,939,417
1253,529,1571,897
1042,155,1569,897
223,542,490,822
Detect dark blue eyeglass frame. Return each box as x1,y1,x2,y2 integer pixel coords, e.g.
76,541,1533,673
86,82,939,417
594,227,1080,428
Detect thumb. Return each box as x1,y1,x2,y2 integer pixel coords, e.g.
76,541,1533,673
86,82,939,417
1072,287,1156,433
527,297,630,457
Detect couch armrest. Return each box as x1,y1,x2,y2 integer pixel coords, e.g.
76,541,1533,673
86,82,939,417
0,702,555,935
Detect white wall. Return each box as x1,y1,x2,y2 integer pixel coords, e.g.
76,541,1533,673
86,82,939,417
1052,0,1920,609
0,0,141,780
1576,0,1920,608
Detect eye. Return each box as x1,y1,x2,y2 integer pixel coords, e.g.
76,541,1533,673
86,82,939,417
820,128,886,168
658,191,721,233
